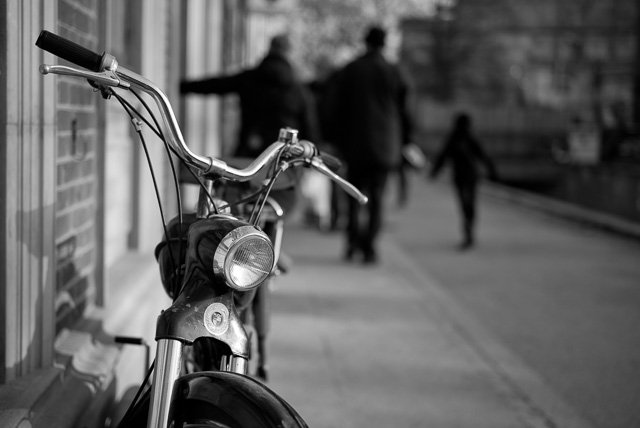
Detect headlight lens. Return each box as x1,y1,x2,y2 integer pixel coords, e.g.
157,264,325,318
213,225,274,291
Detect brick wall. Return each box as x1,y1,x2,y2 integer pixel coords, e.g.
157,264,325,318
55,0,101,334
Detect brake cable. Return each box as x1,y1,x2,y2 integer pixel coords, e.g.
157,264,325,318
110,90,182,295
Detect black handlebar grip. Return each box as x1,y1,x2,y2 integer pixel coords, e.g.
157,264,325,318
35,30,104,72
319,153,342,173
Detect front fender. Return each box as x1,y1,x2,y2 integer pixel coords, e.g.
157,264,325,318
170,371,308,427
117,371,308,428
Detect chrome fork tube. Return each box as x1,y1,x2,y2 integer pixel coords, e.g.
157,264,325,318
220,355,249,374
147,339,184,428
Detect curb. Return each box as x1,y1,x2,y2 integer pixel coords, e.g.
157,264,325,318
482,182,640,241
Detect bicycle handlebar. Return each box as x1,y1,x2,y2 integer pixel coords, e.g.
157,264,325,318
36,30,104,72
35,30,367,204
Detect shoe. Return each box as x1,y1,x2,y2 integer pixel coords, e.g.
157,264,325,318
344,246,357,261
363,250,378,264
459,238,474,251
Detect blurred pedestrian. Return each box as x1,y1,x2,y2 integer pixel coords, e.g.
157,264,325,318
180,33,318,217
331,25,414,264
180,34,317,159
430,112,498,250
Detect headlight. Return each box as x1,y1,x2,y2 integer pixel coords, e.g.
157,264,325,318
213,225,274,291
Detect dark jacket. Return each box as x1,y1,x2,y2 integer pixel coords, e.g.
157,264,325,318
180,53,316,157
431,120,497,185
331,50,413,171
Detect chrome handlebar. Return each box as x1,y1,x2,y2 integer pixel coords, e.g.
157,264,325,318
293,140,368,205
308,157,367,205
39,62,367,204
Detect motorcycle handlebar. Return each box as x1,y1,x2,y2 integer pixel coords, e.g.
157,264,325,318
35,30,367,204
308,157,367,205
36,30,104,72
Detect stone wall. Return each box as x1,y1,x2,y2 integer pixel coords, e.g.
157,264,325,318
55,0,101,334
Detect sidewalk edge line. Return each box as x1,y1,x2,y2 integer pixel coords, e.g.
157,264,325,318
482,183,640,241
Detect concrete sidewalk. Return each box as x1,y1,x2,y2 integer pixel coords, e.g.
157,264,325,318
266,178,596,428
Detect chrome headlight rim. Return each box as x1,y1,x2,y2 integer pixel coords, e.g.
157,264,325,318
213,225,274,291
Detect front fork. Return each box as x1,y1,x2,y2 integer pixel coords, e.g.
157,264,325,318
147,339,250,427
147,290,251,427
147,288,251,428
147,339,183,428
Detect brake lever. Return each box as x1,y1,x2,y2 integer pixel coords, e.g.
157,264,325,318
309,157,368,205
39,64,130,89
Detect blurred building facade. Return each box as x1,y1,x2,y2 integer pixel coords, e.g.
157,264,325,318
0,0,293,426
401,0,640,224
402,0,638,113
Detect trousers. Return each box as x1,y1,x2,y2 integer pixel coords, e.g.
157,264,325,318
346,167,390,256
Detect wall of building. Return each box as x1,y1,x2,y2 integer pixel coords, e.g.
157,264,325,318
0,0,297,425
1,0,57,388
0,0,189,426
400,0,637,112
55,0,102,336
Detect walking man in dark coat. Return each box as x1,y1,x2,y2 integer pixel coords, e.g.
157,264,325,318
180,34,316,157
332,26,413,264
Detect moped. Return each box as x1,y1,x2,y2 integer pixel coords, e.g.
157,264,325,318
36,30,367,427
